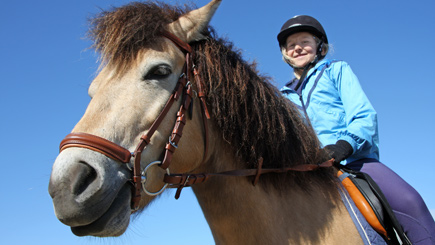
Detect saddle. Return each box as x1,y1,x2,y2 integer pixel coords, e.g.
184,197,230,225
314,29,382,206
337,167,412,245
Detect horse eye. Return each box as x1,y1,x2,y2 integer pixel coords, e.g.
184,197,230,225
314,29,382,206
144,65,172,80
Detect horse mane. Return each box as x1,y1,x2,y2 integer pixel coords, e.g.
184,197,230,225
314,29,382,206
87,1,336,191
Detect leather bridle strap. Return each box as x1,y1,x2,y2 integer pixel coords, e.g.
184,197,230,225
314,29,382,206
161,31,210,160
164,159,335,199
161,31,192,53
129,32,201,208
130,64,189,208
60,133,132,163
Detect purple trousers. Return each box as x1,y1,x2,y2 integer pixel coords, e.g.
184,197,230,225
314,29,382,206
347,159,435,244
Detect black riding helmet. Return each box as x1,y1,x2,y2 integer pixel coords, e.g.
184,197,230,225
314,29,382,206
277,15,328,47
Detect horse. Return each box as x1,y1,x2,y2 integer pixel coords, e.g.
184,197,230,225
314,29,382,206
49,0,369,244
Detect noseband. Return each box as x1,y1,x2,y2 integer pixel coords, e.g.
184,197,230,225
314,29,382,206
60,31,210,210
59,31,334,211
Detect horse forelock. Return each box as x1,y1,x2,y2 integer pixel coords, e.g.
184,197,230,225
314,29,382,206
87,1,193,75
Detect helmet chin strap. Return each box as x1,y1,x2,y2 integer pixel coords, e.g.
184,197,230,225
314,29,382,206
292,60,313,92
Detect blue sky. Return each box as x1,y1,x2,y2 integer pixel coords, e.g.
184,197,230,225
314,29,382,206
1,0,434,244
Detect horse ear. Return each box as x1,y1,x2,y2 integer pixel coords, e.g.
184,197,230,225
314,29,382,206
168,0,222,43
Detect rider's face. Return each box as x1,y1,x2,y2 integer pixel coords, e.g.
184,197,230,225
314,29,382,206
285,32,318,68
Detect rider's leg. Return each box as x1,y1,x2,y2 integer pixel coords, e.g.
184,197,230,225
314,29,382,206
347,159,435,245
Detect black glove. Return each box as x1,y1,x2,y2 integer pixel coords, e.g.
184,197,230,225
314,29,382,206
324,140,353,163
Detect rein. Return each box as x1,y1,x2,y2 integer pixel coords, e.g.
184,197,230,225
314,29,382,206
59,31,333,210
165,158,334,199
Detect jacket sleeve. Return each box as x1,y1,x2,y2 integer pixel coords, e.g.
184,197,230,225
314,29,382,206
331,61,379,159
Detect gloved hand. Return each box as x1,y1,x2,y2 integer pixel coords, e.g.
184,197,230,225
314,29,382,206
324,140,353,163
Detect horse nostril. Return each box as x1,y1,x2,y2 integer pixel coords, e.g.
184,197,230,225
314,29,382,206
71,161,97,196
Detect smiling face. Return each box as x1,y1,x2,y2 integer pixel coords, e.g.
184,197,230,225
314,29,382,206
285,32,318,69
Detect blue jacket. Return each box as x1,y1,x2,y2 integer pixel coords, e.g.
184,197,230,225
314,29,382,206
280,59,379,164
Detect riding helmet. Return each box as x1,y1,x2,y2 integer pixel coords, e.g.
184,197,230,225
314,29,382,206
277,15,328,47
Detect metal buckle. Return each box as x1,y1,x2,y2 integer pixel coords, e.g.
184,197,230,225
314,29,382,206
141,161,170,196
168,136,178,149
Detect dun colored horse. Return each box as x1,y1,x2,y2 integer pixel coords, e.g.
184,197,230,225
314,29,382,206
49,1,369,243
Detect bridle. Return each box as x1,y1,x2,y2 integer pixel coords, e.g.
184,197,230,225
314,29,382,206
60,31,209,210
59,31,334,211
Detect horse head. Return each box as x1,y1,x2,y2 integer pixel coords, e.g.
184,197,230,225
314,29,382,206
49,0,222,237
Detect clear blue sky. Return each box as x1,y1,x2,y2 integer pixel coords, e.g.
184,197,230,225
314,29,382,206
1,0,434,244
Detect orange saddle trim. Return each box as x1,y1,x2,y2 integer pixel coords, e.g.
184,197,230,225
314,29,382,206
337,170,388,238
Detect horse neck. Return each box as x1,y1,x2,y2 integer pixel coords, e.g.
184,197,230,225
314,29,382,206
192,147,363,244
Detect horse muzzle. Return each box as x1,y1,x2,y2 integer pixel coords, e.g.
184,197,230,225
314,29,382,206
49,148,132,236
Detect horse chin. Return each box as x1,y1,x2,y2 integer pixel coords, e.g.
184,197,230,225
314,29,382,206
71,184,132,237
